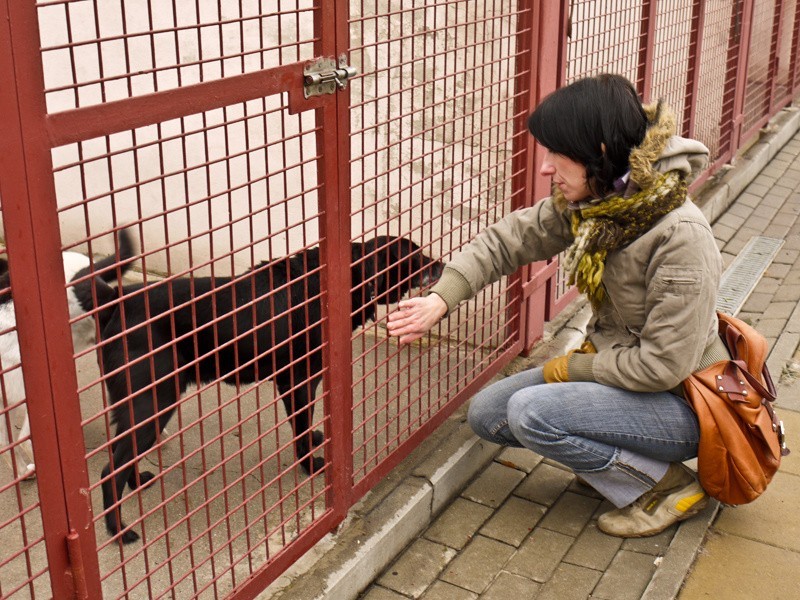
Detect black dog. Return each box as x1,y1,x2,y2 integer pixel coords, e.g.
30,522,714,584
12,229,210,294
75,233,443,543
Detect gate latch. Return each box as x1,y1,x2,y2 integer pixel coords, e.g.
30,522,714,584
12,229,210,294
304,56,358,98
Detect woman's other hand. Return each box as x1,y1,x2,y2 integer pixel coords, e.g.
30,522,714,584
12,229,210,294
386,294,448,344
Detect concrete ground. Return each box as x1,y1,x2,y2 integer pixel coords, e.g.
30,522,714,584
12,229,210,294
264,101,800,600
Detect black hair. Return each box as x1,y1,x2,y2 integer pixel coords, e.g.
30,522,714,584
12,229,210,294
527,74,649,197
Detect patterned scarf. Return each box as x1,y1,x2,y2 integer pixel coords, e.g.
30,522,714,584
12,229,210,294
559,171,688,306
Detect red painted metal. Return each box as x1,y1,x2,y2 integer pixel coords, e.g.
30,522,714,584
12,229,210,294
683,1,706,140
321,0,354,520
793,3,800,94
637,0,658,101
522,0,567,350
0,1,103,597
46,64,314,147
1,0,799,598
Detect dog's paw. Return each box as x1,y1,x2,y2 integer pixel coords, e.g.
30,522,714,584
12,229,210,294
107,518,140,545
119,527,140,545
128,470,156,490
301,455,325,475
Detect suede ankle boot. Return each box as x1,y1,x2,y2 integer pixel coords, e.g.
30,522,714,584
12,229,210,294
598,462,708,538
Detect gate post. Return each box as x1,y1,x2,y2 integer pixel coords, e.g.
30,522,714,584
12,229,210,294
520,0,569,352
0,2,102,597
730,0,756,154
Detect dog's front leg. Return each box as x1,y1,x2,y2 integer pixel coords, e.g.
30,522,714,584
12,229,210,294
275,370,324,474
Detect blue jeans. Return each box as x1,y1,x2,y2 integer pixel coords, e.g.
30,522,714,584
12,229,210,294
468,368,700,507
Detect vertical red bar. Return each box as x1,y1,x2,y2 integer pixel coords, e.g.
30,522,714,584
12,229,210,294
523,0,568,351
767,0,785,114
683,0,706,139
0,1,102,597
731,0,756,153
792,1,800,95
318,0,354,517
637,0,658,101
508,0,537,350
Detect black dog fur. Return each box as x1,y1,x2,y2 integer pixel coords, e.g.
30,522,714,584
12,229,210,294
75,233,443,543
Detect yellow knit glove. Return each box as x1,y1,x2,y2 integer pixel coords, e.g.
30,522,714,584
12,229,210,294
542,340,596,383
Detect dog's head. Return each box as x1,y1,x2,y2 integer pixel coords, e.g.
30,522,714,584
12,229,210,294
350,235,444,327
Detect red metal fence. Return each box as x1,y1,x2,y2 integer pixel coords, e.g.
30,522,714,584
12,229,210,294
1,0,798,598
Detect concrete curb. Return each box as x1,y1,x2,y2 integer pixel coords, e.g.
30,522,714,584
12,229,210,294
264,102,800,600
263,428,499,599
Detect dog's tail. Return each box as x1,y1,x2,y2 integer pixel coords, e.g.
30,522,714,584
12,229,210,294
72,228,136,318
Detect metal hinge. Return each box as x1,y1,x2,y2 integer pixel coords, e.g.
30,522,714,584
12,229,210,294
304,55,357,98
66,530,89,599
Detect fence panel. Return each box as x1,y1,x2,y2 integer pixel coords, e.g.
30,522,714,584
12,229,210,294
346,0,533,494
773,0,798,103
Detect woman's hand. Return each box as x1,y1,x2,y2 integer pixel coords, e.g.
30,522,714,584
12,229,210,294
386,294,448,344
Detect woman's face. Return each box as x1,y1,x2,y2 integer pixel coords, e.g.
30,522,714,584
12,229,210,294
539,149,592,203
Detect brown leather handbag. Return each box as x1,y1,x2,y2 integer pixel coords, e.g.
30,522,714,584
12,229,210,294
683,312,790,505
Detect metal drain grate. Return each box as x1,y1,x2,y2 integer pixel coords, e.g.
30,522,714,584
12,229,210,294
716,236,784,315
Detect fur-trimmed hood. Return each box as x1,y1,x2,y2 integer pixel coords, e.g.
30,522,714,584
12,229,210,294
629,102,709,189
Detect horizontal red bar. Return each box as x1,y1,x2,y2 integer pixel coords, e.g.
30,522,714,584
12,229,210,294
45,63,316,147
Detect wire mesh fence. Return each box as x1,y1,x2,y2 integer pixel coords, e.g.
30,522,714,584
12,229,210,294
1,0,798,598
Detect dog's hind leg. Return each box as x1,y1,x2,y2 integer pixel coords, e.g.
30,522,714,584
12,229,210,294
102,423,155,544
102,400,178,543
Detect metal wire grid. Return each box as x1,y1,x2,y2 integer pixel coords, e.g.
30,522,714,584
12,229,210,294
560,0,647,305
742,0,778,135
649,1,694,126
692,0,739,163
566,0,643,84
774,0,798,102
2,0,798,597
348,0,525,485
37,0,317,112
50,95,330,598
794,8,800,89
0,253,51,599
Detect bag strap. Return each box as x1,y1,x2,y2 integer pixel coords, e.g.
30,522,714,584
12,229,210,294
724,322,745,362
714,313,789,457
725,361,789,457
728,360,776,401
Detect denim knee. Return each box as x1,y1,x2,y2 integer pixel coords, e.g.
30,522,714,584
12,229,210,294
467,394,503,441
506,391,559,449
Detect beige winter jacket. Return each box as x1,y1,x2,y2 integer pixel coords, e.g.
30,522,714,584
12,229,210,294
430,134,727,393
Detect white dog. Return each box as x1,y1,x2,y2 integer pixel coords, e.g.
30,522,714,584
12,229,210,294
0,235,133,479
